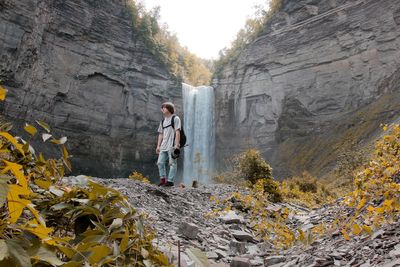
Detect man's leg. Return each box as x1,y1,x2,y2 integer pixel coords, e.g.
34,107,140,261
157,151,168,185
166,150,177,186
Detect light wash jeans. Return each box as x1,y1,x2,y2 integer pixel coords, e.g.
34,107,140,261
157,150,177,182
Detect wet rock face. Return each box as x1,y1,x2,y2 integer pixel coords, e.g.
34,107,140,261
213,0,400,177
0,0,181,177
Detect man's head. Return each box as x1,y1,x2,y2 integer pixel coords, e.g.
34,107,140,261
161,102,175,115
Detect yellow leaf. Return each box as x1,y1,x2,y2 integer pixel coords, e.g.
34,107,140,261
383,199,394,207
341,229,350,241
366,205,375,212
120,229,129,252
38,152,46,164
26,203,46,227
56,245,75,259
352,224,362,236
7,184,31,223
63,158,72,172
87,245,111,264
154,254,169,266
0,132,24,155
376,206,386,214
35,179,52,189
2,160,27,188
362,225,373,235
51,137,67,145
0,85,7,101
24,123,37,137
297,229,306,242
23,219,54,243
62,145,69,159
356,197,367,210
36,120,51,133
22,142,29,153
3,162,30,224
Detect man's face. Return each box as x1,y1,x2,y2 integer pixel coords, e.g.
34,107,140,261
161,106,168,115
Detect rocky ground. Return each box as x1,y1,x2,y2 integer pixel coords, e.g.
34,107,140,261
91,178,400,267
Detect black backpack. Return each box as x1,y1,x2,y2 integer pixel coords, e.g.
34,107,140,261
161,115,187,147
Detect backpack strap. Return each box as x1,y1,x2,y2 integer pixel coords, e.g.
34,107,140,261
161,115,177,129
171,115,178,146
171,115,176,129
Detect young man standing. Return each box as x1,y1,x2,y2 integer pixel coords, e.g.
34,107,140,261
156,102,181,186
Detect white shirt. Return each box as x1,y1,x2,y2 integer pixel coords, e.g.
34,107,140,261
158,115,181,152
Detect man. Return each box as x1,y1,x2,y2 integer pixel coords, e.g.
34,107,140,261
156,102,181,186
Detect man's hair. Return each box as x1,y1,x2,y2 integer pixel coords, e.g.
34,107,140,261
161,102,175,114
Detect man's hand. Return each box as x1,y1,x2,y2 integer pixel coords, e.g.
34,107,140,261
156,133,163,154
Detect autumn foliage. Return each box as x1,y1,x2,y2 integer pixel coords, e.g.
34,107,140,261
128,171,150,184
211,124,400,248
340,124,400,240
0,86,168,266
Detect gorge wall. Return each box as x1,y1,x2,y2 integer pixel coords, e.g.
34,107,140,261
0,0,181,177
213,0,400,178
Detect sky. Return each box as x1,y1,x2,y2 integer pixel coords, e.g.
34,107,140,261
142,0,269,59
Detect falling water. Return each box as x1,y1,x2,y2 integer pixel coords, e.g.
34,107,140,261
182,83,215,185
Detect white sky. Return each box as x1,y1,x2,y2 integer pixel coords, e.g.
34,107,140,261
142,0,269,59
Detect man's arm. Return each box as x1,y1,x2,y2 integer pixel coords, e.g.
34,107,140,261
174,130,180,149
156,133,163,154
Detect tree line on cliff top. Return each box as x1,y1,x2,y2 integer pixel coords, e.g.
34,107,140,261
124,0,282,85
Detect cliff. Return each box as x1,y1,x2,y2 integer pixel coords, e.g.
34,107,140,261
213,0,400,178
0,0,181,177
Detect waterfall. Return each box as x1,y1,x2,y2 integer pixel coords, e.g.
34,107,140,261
182,83,215,185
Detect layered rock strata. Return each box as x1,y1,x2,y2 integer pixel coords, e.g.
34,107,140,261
0,0,181,177
213,0,400,177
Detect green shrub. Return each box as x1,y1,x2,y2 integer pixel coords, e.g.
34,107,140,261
238,149,282,202
238,149,273,183
213,149,281,202
295,176,318,193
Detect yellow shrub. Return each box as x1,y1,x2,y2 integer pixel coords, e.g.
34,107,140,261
129,170,150,183
341,124,400,239
281,172,336,208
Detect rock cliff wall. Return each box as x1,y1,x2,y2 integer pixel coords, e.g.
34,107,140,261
0,0,182,177
213,0,400,178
